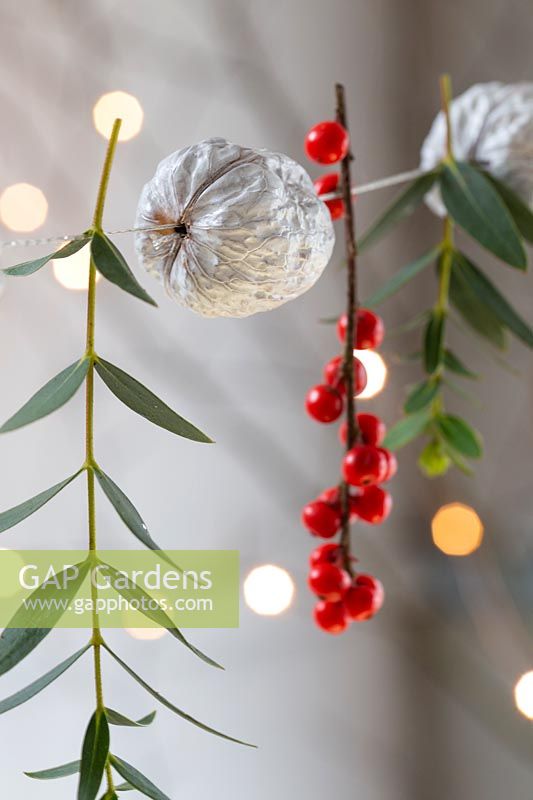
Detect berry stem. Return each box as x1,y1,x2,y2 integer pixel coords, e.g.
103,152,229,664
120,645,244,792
335,83,359,572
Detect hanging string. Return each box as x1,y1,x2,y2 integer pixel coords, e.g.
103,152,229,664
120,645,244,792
0,167,426,252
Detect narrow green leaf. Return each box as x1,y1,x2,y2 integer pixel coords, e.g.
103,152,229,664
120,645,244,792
110,756,170,800
0,630,51,677
0,645,90,714
95,358,212,443
94,469,172,564
482,171,533,243
116,783,135,792
0,470,82,534
443,349,478,379
436,414,483,459
99,562,222,670
424,309,445,374
449,259,507,350
382,409,431,451
439,438,474,476
91,232,157,306
358,170,440,253
404,379,440,414
78,710,110,800
441,162,526,269
364,245,440,308
104,645,256,747
454,252,533,348
105,708,156,727
0,358,90,433
3,237,90,277
25,760,81,780
418,439,451,477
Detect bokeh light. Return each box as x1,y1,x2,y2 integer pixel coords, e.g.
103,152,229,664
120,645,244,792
93,91,144,141
354,349,388,399
53,245,101,291
244,564,295,616
125,627,168,641
431,502,484,556
514,671,533,719
0,183,48,232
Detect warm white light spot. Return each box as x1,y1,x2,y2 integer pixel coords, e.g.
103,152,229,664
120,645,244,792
0,548,26,598
244,564,295,616
515,671,533,719
93,91,144,141
431,502,483,556
125,627,168,641
354,349,388,399
53,245,101,291
0,183,48,232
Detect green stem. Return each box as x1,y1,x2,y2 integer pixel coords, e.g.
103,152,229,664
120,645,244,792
436,74,455,332
86,118,122,796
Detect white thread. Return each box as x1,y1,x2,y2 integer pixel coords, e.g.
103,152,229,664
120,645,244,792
0,167,425,251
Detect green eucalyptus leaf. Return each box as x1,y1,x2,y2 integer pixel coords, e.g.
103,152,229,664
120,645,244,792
3,237,91,277
440,439,475,476
454,252,533,348
0,470,82,533
95,358,212,443
94,469,169,557
78,710,110,800
418,439,451,477
99,562,221,670
25,760,81,780
424,309,445,374
0,630,51,677
436,414,483,459
364,245,440,308
110,756,170,800
91,232,157,306
481,171,533,243
404,379,440,414
449,259,507,350
440,161,526,269
0,644,90,715
0,359,90,433
116,783,135,792
382,409,431,451
104,644,255,747
358,170,440,253
443,349,478,379
105,708,156,727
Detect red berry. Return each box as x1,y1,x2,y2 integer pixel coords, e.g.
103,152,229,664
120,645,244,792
309,543,342,568
305,384,343,423
305,121,349,165
319,486,358,521
378,448,397,481
342,445,388,487
323,355,367,396
314,600,349,634
336,309,385,350
344,574,384,621
314,173,345,220
301,500,341,538
308,563,351,601
339,413,386,446
352,485,392,524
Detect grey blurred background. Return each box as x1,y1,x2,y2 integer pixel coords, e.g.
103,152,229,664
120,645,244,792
1,1,533,798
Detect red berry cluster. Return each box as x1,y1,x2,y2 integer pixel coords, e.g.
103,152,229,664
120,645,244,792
302,305,393,632
305,120,350,220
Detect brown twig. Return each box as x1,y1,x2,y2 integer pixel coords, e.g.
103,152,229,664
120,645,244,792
335,82,360,572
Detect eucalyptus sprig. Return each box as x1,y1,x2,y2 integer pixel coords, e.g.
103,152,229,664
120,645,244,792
0,119,252,800
360,74,533,476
